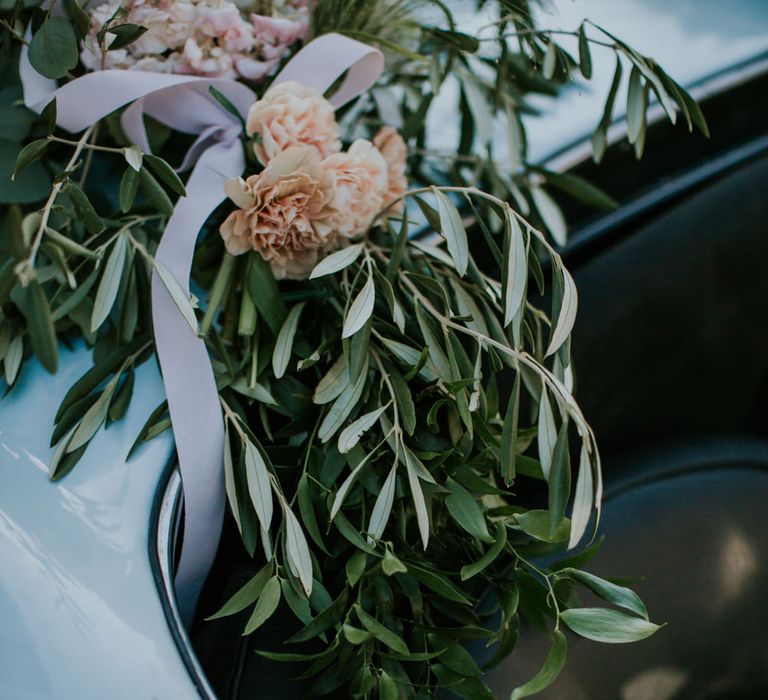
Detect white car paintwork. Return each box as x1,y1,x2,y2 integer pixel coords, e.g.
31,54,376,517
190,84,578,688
0,348,199,700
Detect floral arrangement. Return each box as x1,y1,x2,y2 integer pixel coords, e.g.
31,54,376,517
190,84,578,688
0,0,707,697
81,0,310,79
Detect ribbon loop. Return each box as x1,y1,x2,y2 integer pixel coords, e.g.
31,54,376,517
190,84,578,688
274,33,385,107
20,31,384,623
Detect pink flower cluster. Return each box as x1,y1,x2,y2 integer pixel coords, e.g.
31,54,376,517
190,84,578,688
220,82,409,279
81,0,309,81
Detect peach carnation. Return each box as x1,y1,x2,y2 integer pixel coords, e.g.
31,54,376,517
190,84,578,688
373,127,408,209
246,81,341,165
219,146,338,279
323,139,389,238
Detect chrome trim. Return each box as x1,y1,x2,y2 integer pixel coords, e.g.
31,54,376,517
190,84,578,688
156,469,217,699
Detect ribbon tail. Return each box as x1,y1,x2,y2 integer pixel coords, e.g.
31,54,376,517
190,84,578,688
152,141,244,624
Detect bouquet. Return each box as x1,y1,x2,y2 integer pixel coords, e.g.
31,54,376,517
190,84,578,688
0,1,707,697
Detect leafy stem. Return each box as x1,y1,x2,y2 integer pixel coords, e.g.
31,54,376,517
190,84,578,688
20,125,95,280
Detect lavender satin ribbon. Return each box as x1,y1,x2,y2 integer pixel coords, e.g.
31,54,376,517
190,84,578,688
20,33,383,622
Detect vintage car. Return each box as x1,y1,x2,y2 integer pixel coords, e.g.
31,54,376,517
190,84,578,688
2,1,767,698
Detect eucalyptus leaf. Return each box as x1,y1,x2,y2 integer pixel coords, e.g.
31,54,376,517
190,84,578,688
548,422,571,539
338,404,389,454
578,24,592,79
28,18,79,80
123,145,143,172
560,607,659,643
530,187,567,247
13,139,48,180
272,302,304,378
144,154,186,196
119,167,140,213
356,606,409,655
91,234,128,333
560,569,648,620
460,521,507,581
21,280,58,373
445,478,491,542
222,423,242,532
568,442,594,549
153,258,199,334
432,188,468,276
243,576,282,635
405,449,429,549
367,464,397,543
68,375,119,452
510,630,567,699
342,274,375,339
244,437,273,532
314,355,350,405
309,243,363,279
537,385,557,479
545,264,578,357
207,563,273,620
626,66,645,145
318,365,367,443
282,500,313,596
330,448,378,520
285,590,348,644
503,209,527,328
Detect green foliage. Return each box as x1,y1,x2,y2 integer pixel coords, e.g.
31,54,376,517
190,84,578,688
28,17,79,80
0,1,710,695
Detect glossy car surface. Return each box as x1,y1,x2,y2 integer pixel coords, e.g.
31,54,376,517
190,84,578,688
1,2,767,698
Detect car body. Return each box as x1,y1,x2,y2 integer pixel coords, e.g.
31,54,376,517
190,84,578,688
2,2,768,698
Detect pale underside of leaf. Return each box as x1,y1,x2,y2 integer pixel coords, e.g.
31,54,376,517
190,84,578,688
367,464,398,543
91,234,128,333
282,502,313,595
338,403,390,454
342,274,375,339
405,451,429,549
504,209,528,327
245,441,273,531
568,441,594,549
154,258,199,334
545,264,578,357
432,188,468,276
537,385,557,480
309,243,363,279
272,302,304,379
